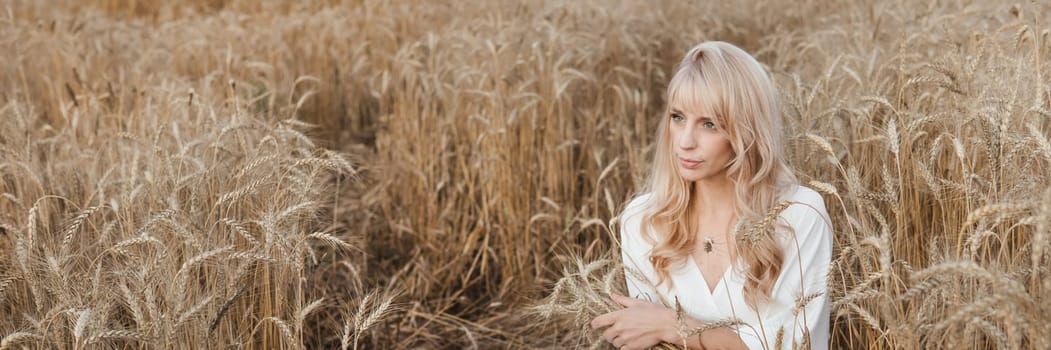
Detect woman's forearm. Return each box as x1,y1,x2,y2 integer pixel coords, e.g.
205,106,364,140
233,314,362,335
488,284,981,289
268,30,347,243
696,327,749,350
662,315,749,350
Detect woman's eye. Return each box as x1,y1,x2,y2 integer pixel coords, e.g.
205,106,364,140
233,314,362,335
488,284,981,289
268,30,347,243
670,113,685,122
702,121,717,129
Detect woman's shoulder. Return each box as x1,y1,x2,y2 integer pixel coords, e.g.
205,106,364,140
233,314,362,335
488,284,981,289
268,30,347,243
780,184,830,222
785,184,823,204
622,192,654,219
777,185,834,246
619,192,656,246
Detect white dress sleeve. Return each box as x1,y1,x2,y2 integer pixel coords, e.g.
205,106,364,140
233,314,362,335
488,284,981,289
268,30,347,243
735,188,833,350
619,194,663,305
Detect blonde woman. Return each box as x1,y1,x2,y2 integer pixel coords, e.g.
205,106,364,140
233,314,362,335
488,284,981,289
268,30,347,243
590,41,832,350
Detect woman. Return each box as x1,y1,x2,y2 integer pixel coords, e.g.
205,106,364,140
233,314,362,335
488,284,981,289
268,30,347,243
590,41,832,350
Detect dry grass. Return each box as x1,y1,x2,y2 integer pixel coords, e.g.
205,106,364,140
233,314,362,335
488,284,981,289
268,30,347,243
1,0,1050,348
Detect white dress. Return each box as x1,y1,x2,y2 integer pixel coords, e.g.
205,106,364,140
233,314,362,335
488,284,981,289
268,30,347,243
619,185,832,350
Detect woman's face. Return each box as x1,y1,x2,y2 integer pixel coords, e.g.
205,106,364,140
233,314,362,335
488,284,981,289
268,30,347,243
667,105,734,183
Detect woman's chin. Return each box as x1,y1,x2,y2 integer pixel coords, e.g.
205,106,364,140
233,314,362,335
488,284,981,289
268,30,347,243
678,171,728,183
678,174,705,182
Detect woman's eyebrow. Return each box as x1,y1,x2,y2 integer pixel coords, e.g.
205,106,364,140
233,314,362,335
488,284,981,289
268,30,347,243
671,108,715,120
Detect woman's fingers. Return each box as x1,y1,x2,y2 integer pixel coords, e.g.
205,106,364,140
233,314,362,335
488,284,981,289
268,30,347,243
593,296,662,349
611,329,649,349
608,328,634,347
620,338,644,350
603,326,619,343
611,293,648,308
595,312,626,345
610,293,633,306
590,310,617,330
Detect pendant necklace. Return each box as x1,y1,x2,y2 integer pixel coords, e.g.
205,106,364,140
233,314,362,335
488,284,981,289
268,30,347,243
700,217,743,254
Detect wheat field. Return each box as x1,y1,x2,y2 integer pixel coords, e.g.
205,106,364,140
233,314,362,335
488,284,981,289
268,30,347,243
0,0,1049,349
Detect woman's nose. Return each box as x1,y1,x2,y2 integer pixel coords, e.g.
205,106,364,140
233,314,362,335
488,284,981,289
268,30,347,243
677,127,697,149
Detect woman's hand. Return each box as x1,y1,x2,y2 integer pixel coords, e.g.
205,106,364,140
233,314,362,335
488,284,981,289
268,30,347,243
590,293,678,350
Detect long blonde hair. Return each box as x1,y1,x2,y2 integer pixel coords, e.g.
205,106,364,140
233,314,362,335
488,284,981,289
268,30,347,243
639,41,796,308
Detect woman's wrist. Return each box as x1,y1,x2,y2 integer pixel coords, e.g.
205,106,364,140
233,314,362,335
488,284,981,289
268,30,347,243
660,308,706,347
659,307,681,344
662,313,727,350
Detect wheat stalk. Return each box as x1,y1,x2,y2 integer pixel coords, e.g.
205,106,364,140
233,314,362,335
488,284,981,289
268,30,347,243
0,332,41,350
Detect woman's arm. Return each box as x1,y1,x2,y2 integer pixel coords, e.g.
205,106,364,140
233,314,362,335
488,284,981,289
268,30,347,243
620,194,664,303
591,294,749,350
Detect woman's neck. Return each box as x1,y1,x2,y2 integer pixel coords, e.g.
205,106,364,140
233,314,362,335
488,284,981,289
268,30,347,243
690,176,736,218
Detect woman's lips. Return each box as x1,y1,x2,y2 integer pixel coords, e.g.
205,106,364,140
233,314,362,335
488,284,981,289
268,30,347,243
679,158,703,169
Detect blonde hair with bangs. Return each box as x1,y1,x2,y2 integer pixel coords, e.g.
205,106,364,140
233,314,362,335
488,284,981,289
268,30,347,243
639,41,797,309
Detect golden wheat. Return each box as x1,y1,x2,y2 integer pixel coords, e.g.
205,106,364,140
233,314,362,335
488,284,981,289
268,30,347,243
1,0,1050,348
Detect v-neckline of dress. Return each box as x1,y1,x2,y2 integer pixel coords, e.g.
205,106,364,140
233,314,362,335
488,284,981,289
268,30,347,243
687,254,731,296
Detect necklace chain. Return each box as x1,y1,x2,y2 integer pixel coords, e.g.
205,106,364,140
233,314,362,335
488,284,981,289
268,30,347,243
697,215,739,254
701,236,724,254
